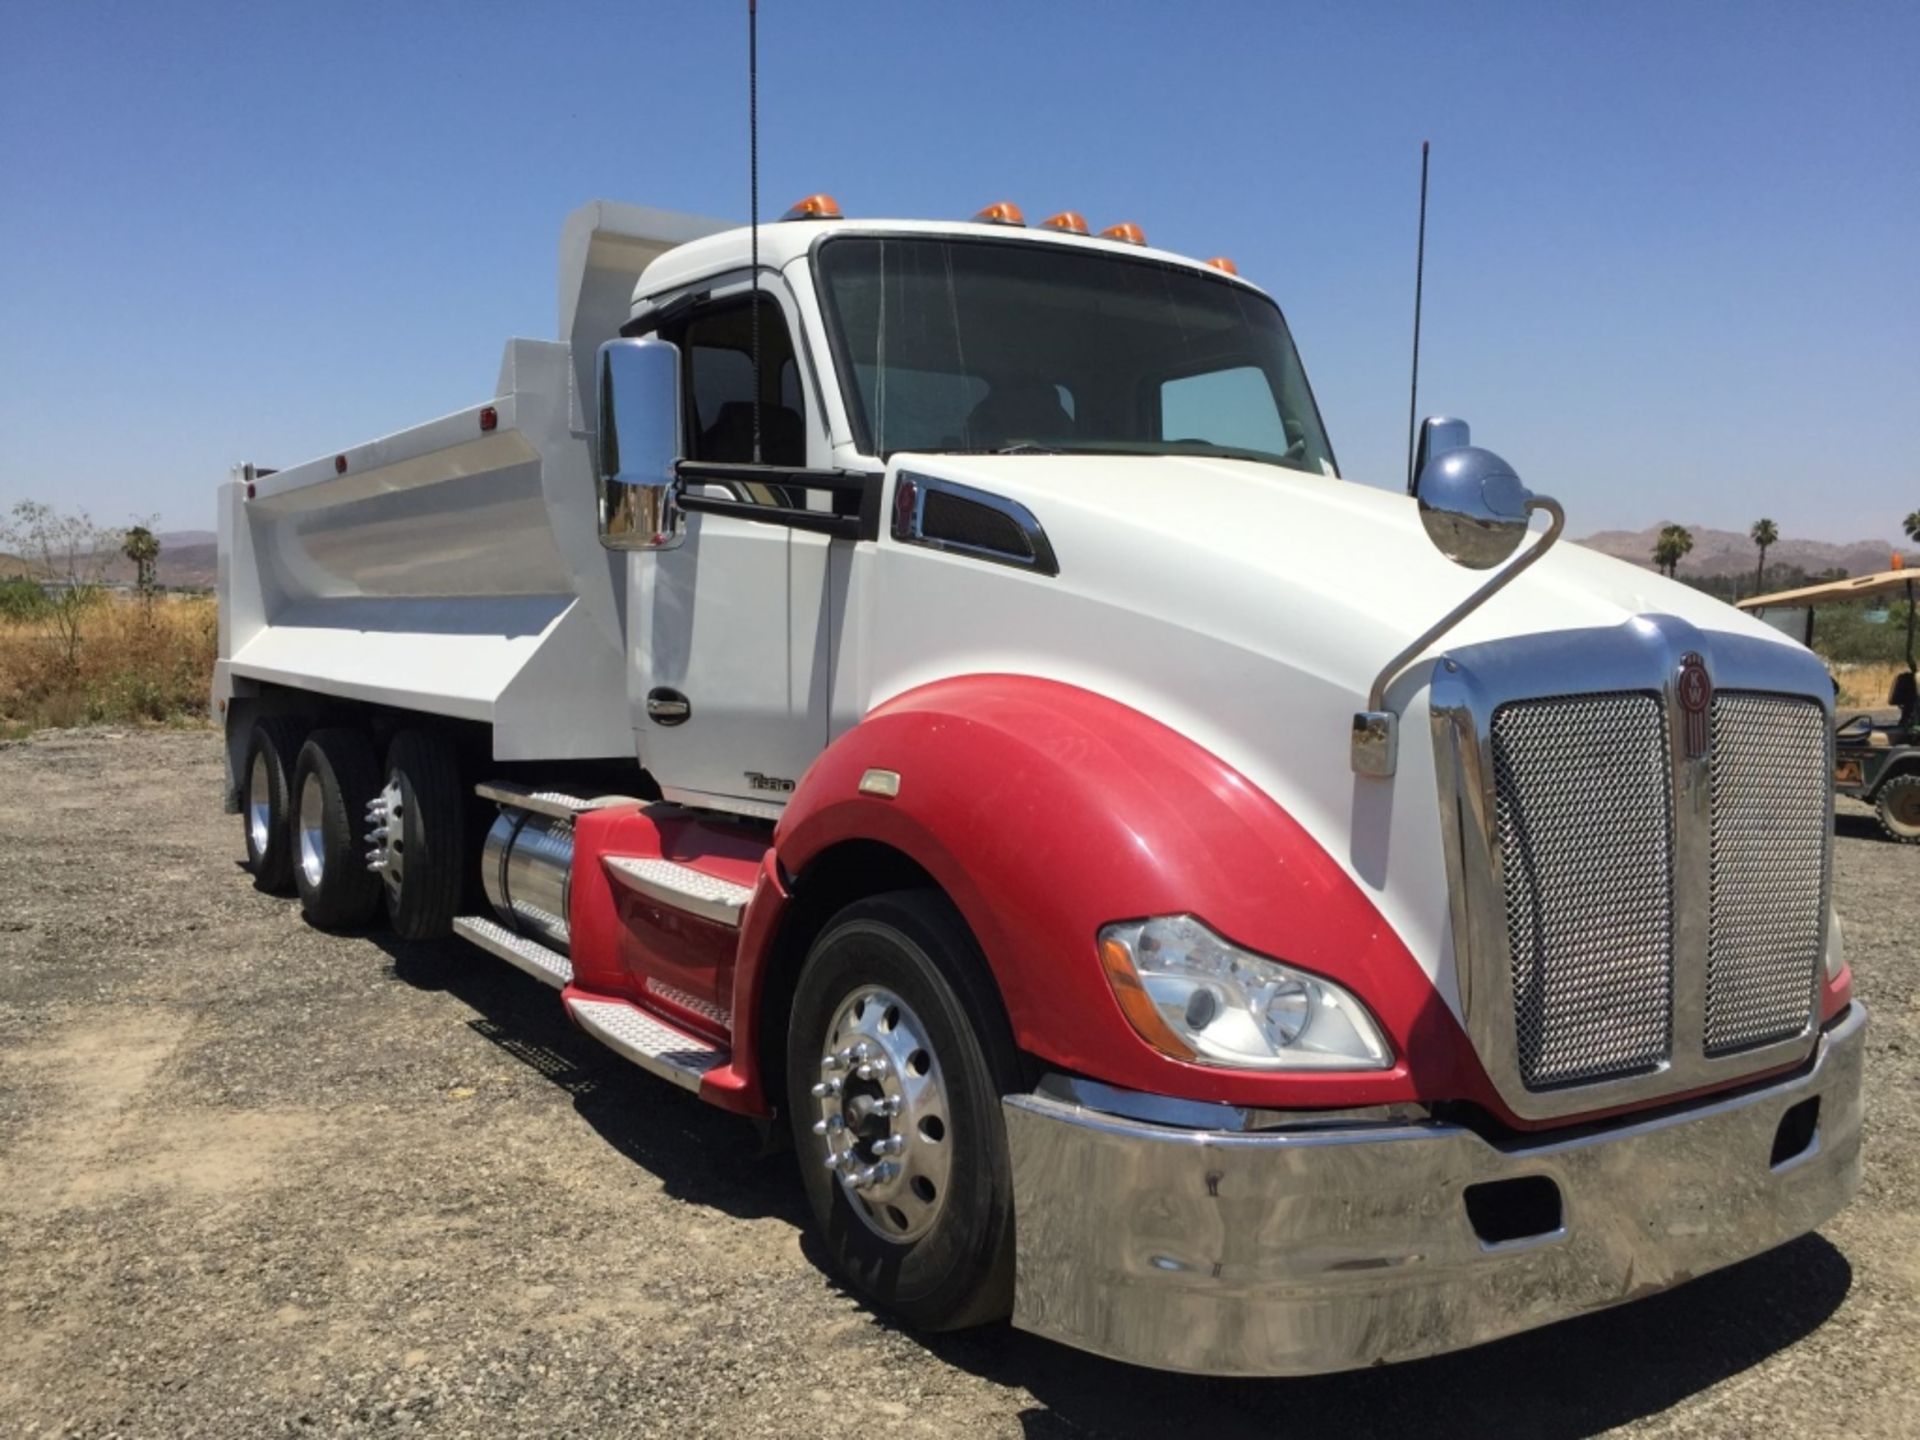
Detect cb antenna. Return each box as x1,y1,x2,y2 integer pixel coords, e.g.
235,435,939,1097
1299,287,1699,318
748,0,761,464
1405,139,1429,494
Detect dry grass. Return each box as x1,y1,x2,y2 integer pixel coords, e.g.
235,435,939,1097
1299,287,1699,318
0,592,216,737
1834,661,1906,712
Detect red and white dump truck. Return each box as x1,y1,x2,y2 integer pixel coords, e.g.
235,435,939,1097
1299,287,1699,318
214,197,1863,1375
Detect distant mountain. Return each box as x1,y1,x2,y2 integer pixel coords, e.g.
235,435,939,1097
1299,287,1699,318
1574,524,1916,581
0,528,218,589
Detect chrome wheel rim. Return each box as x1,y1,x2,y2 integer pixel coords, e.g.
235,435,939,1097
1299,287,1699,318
811,984,952,1242
246,752,272,858
297,772,326,890
366,776,404,894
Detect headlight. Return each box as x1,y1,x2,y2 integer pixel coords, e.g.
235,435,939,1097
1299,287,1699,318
1826,910,1845,980
1097,914,1391,1070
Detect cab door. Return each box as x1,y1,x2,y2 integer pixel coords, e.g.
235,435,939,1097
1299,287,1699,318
628,280,838,816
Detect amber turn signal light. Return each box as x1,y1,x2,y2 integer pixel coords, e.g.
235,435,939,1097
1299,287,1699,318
1098,935,1196,1062
782,193,843,221
1100,221,1146,246
973,201,1025,226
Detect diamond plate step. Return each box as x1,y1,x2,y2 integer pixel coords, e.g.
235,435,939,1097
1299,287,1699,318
453,915,574,990
603,856,755,927
475,780,642,822
565,995,731,1093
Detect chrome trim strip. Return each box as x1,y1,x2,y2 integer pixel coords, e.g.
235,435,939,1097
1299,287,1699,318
1033,1072,1430,1134
1430,616,1833,1120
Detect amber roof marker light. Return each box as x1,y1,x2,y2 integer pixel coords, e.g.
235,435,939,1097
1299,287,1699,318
1203,257,1239,275
782,193,843,221
1039,211,1089,234
973,201,1026,226
1100,221,1147,245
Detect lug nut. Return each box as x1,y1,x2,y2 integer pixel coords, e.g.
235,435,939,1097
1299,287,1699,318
810,1078,842,1099
873,1135,906,1157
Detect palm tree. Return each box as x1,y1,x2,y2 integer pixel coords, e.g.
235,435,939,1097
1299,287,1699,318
122,525,160,608
1653,523,1694,578
1750,518,1778,596
1905,509,1919,544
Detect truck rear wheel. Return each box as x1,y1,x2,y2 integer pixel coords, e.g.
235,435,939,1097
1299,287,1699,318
240,715,307,894
1875,773,1920,843
292,728,385,930
785,891,1019,1331
373,729,466,939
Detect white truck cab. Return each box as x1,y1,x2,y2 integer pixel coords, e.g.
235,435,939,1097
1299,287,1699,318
214,198,1864,1375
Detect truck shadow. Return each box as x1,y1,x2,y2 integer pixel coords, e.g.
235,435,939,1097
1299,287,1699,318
368,929,1852,1438
369,931,807,1229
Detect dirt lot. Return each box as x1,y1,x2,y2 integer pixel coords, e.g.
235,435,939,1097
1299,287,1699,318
1,728,1914,1439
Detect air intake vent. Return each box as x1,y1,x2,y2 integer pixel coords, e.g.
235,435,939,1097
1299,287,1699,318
921,488,1033,560
892,473,1059,575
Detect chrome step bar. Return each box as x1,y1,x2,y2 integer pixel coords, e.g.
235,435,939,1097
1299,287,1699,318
603,856,754,928
565,995,730,1093
452,915,574,990
474,780,642,822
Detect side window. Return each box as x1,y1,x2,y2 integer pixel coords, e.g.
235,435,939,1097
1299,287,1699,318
1159,365,1293,459
670,297,807,468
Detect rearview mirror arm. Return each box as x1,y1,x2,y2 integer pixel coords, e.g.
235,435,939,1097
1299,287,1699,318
1350,495,1565,776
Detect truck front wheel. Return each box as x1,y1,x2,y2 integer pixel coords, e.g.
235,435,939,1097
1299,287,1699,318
291,728,385,930
785,891,1020,1331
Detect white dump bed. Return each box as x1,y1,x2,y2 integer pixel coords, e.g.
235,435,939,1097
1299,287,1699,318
214,202,729,760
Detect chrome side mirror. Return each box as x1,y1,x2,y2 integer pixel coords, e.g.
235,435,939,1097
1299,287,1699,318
1416,443,1537,571
596,337,684,551
1354,421,1567,776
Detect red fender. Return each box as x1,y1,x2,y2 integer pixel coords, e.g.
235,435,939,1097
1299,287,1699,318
764,674,1500,1114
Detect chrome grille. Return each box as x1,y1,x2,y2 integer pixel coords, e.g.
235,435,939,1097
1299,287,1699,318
1706,693,1828,1054
1491,693,1674,1089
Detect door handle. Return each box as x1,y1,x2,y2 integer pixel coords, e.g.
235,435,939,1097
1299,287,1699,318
646,688,692,726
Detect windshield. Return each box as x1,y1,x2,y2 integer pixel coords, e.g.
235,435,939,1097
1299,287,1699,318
816,235,1338,476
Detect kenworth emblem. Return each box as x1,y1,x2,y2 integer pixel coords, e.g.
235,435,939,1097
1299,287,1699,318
1677,652,1712,759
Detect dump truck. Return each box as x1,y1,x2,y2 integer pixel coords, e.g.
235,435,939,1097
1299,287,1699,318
213,197,1865,1375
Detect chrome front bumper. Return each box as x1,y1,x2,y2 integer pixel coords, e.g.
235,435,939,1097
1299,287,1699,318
1004,1003,1866,1376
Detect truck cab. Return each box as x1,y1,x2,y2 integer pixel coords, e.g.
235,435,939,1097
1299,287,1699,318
214,197,1864,1376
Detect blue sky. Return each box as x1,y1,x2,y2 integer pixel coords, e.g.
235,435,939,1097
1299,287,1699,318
1,1,1913,544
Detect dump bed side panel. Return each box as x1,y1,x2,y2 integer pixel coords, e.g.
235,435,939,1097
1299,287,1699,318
216,339,631,760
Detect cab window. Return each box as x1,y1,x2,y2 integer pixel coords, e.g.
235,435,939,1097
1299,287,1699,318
665,296,807,467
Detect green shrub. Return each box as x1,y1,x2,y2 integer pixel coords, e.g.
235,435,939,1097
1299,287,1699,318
0,576,47,620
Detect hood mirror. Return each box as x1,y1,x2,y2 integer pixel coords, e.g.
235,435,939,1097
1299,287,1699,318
1353,416,1567,776
1418,445,1537,571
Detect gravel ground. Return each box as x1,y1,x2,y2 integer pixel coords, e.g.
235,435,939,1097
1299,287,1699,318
0,727,1914,1440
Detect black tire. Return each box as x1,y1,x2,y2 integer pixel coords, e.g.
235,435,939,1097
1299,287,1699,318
1875,773,1920,844
291,728,385,930
240,715,307,894
785,890,1021,1331
379,729,467,939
